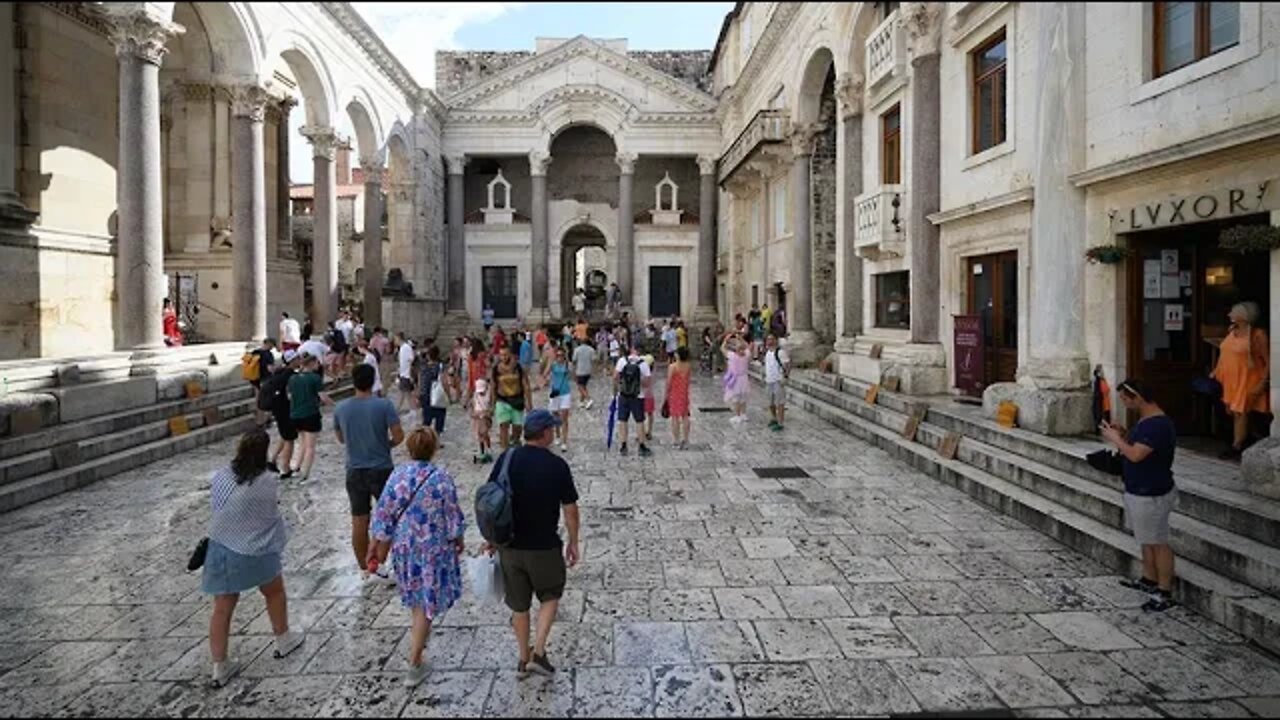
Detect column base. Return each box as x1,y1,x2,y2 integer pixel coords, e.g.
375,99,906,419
781,330,831,367
882,342,948,395
982,382,1093,435
1241,437,1280,500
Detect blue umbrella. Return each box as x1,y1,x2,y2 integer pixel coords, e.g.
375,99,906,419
606,394,617,449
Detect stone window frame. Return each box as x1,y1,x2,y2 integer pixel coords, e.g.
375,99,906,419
970,28,1008,155
874,270,911,330
956,4,1018,171
1151,1,1240,78
1130,1,1261,104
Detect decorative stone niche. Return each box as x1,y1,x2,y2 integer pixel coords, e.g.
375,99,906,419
653,171,682,225
483,169,514,224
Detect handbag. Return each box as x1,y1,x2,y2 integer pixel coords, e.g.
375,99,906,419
661,399,670,418
430,380,448,408
187,537,209,572
1085,449,1123,476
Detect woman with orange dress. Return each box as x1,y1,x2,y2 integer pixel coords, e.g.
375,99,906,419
1212,301,1270,460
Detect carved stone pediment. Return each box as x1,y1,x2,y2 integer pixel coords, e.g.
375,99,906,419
443,36,717,116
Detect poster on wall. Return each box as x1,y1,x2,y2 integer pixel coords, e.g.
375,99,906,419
1161,249,1179,274
953,315,985,396
1162,275,1181,299
1164,304,1184,332
1179,270,1192,287
1143,260,1162,299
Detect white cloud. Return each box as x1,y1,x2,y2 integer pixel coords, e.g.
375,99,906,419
352,2,525,89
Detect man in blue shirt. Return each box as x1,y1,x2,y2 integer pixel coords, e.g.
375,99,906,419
482,304,496,333
334,363,404,584
518,331,536,376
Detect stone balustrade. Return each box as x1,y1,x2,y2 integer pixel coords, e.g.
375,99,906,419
717,108,789,184
866,10,904,89
854,185,906,260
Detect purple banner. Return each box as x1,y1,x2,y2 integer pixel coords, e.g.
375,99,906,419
953,314,985,395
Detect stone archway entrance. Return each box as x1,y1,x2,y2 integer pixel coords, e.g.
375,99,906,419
559,224,608,320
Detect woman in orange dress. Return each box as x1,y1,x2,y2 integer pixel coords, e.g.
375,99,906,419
1212,301,1270,460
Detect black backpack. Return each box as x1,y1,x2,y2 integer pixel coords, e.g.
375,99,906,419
258,368,292,411
619,359,642,398
329,328,348,353
474,449,516,546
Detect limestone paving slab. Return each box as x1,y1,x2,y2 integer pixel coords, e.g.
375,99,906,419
3,372,1280,717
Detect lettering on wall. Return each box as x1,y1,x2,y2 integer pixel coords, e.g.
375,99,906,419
1107,180,1274,233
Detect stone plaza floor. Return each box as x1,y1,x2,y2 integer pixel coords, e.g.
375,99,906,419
1,369,1279,717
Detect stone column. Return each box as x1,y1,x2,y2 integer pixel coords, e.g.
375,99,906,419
787,124,822,362
302,125,339,326
529,150,552,323
616,152,637,311
231,84,269,341
445,154,466,314
103,7,182,350
694,155,719,324
361,161,384,327
906,22,941,346
982,2,1092,434
276,98,295,260
835,73,865,349
0,2,35,237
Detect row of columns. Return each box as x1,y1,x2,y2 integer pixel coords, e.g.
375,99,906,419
443,151,719,319
98,5,386,348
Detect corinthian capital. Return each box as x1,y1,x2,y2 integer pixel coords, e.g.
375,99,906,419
98,6,185,66
835,73,865,118
902,1,943,60
445,154,467,175
615,152,638,175
528,150,552,177
696,155,718,176
230,83,272,122
789,122,824,156
360,162,386,186
300,125,340,161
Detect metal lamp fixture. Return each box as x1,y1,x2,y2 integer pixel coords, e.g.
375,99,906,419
891,193,902,234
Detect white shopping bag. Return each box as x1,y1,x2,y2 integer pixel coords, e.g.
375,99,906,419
465,554,505,606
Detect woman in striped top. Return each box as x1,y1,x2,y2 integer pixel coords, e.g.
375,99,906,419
202,429,305,688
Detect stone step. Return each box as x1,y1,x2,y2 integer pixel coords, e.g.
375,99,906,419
0,380,355,514
773,370,1280,596
794,370,1280,550
774,375,1280,655
0,383,253,463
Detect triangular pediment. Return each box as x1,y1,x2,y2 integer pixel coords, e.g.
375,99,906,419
444,36,717,115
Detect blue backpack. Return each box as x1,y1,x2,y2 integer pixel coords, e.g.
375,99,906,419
474,449,516,546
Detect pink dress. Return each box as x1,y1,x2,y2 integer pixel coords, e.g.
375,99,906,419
667,365,691,418
723,351,750,403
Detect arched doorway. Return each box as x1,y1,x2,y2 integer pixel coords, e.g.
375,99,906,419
559,224,608,320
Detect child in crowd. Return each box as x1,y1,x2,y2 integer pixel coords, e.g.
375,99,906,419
471,377,493,464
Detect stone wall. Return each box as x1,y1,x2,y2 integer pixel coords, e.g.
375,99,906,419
548,127,620,207
629,50,713,93
811,71,838,343
435,51,534,96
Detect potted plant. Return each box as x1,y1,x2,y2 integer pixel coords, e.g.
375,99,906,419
1218,225,1280,254
1084,244,1133,264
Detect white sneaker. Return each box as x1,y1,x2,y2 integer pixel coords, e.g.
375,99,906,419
209,660,241,689
365,563,396,586
584,399,594,410
404,661,429,688
558,440,566,450
273,630,305,659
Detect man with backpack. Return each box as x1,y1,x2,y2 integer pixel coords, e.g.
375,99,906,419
261,350,300,477
477,409,580,677
613,345,653,457
243,338,277,427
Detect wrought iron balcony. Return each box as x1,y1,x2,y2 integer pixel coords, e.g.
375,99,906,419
854,185,906,260
867,10,905,90
718,108,789,184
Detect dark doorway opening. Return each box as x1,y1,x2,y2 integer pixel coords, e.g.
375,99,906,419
650,266,681,318
482,266,518,320
966,251,1018,386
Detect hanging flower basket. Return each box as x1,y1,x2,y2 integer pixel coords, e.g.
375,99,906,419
1218,225,1280,255
1084,244,1133,264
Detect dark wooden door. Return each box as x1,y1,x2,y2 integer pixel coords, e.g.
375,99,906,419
1128,237,1201,432
649,266,681,318
482,266,518,319
967,252,1018,385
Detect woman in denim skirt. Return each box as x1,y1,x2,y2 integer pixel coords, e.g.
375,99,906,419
202,429,305,688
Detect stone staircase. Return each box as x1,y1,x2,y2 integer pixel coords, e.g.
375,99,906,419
756,367,1280,655
0,344,351,513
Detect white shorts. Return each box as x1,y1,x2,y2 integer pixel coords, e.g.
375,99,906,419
1123,490,1175,545
549,393,572,412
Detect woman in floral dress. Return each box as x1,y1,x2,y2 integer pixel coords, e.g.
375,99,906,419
722,331,751,424
368,427,465,688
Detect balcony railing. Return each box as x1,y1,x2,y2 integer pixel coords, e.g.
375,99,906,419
866,10,904,89
854,185,906,260
718,108,789,183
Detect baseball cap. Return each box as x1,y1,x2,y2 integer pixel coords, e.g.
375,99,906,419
523,409,562,438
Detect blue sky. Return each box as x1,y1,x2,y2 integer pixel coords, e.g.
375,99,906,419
293,2,732,182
